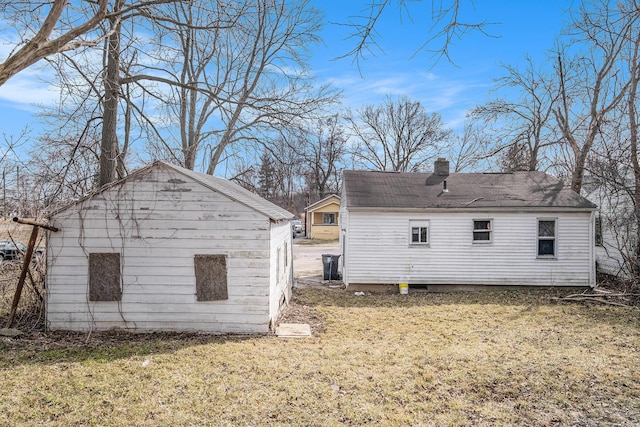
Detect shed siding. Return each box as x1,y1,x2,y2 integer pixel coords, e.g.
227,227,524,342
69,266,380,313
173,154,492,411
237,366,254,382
47,166,273,333
268,221,293,326
344,210,593,287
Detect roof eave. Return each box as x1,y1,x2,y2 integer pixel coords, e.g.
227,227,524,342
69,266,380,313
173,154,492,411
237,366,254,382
345,205,597,213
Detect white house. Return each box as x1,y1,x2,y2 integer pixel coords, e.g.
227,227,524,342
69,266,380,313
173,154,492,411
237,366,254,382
46,161,294,334
584,178,636,278
340,159,598,292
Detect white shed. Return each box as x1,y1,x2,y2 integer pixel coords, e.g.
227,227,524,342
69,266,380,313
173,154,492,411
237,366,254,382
340,159,598,291
46,161,294,334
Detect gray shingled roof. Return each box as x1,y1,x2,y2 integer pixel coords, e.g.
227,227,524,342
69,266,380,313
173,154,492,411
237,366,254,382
343,170,597,210
161,162,294,220
50,161,294,221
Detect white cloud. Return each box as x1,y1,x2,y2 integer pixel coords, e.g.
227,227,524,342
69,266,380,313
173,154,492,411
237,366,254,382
323,68,487,128
0,65,59,111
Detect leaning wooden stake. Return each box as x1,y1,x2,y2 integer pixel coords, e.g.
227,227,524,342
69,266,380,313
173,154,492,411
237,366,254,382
5,217,59,329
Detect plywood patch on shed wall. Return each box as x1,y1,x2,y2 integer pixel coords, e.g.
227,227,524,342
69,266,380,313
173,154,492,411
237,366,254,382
89,253,121,301
194,255,228,301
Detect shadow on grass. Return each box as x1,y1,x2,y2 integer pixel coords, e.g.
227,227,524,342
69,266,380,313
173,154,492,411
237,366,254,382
0,328,265,368
2,287,637,367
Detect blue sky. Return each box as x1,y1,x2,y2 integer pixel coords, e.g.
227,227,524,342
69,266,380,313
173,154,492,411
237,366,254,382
0,1,572,148
310,0,571,128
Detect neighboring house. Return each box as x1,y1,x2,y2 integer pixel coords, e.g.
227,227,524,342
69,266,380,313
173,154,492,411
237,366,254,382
46,161,294,334
585,180,636,277
305,194,340,240
340,158,598,292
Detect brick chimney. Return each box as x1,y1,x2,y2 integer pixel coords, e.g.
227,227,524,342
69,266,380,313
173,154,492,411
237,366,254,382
434,158,449,176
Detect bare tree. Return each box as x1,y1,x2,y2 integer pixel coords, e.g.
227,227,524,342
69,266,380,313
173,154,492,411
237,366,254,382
142,1,243,170
298,116,347,199
553,0,637,193
199,0,337,175
336,0,494,67
587,1,640,279
347,95,450,172
447,121,492,172
0,0,176,87
471,57,560,172
140,0,337,175
269,137,305,212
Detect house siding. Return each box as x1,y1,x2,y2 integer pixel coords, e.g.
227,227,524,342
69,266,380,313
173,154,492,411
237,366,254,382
343,210,594,288
596,230,628,277
589,192,632,277
46,166,275,334
339,187,349,282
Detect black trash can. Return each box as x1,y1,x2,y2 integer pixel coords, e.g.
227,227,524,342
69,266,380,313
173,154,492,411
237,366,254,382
322,254,341,280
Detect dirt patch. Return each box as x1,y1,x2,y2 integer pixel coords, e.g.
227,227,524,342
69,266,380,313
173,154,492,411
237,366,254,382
277,290,327,334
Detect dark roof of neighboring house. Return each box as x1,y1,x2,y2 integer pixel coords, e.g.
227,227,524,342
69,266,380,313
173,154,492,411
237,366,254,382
343,170,597,210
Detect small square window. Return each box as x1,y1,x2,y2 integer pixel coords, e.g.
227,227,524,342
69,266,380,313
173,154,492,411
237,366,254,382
410,221,430,245
473,219,492,243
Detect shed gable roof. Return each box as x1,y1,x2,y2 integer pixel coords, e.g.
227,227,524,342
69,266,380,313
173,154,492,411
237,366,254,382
343,170,596,210
164,162,293,220
50,161,294,220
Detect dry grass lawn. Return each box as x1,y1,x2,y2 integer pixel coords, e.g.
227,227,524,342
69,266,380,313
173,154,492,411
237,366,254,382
1,288,639,426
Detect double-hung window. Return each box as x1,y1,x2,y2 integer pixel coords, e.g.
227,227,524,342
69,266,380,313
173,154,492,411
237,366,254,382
410,221,430,245
473,219,492,243
537,219,557,257
595,215,603,247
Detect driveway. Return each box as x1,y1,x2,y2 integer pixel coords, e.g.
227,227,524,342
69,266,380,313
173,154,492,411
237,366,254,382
292,239,339,284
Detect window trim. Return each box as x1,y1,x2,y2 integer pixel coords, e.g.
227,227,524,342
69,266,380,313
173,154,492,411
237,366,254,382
322,212,337,225
595,215,603,247
409,220,430,246
472,219,493,244
537,218,557,259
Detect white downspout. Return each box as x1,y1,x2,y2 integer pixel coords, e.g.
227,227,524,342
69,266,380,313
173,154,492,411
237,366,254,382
589,211,596,288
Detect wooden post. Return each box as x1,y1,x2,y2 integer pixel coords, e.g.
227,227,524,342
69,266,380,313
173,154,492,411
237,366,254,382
12,217,59,232
5,217,59,328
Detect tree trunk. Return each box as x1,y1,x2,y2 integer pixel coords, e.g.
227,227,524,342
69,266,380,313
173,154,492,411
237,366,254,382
629,39,640,278
98,0,124,187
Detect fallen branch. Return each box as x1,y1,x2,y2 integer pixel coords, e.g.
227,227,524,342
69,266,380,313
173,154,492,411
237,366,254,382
551,296,630,307
563,292,640,299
